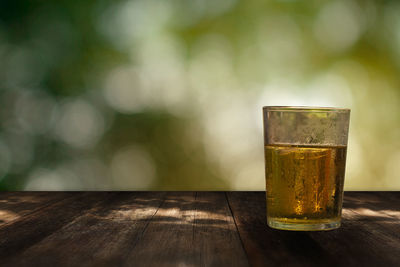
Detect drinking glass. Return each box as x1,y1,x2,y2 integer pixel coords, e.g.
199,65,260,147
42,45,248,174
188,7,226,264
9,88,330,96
263,106,350,231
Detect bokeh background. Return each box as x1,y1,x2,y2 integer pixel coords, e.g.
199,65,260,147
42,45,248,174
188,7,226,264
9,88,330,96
0,0,399,191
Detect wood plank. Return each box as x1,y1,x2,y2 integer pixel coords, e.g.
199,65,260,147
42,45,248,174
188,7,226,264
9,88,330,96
126,192,197,266
0,192,115,261
344,192,400,216
127,192,248,267
378,192,400,202
308,192,400,266
344,192,400,231
227,192,337,267
2,192,400,266
338,192,400,253
227,192,400,267
4,192,166,267
0,192,72,225
193,192,248,266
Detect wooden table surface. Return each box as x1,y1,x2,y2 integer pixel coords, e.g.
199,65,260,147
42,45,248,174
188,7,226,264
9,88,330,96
0,192,399,266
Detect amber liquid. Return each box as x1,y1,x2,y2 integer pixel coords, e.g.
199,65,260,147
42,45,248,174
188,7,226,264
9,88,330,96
264,144,347,229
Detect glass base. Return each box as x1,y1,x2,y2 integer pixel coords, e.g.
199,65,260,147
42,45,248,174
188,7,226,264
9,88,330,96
267,217,341,231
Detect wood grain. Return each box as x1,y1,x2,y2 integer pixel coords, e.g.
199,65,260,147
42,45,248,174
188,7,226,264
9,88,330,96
226,192,337,267
227,192,400,267
0,192,399,266
308,192,400,267
0,192,115,261
126,192,197,266
4,192,165,267
127,192,248,267
0,192,72,225
193,192,248,266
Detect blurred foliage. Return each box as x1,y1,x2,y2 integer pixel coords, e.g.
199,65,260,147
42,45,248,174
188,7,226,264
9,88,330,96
0,0,399,190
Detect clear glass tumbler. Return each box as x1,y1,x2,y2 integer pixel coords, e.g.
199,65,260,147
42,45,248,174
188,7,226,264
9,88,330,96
263,106,350,231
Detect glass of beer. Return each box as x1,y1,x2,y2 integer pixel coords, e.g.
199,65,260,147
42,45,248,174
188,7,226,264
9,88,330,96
263,106,350,231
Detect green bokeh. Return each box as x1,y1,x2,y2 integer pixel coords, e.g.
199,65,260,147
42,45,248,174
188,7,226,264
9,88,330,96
0,0,399,190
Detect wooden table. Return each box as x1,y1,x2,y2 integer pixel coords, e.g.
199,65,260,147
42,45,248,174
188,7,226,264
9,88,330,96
0,192,399,266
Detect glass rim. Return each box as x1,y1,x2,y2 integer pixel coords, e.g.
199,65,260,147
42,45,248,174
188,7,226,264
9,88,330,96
262,106,350,113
